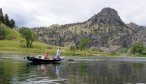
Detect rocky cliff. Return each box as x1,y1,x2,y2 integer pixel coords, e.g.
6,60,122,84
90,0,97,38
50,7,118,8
127,22,146,46
32,7,136,52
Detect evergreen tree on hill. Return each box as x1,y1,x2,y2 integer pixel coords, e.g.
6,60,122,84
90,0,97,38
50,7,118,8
4,14,10,27
0,8,16,28
10,19,15,28
0,8,4,23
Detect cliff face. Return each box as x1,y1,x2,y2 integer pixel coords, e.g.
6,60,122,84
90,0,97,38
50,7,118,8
32,7,135,52
87,7,125,26
127,23,146,46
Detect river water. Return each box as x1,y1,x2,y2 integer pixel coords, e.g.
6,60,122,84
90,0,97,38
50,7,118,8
1,53,146,84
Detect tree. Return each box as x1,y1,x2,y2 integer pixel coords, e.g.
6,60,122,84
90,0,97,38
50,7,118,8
130,41,145,54
78,37,90,50
4,14,10,27
9,19,15,28
0,8,4,23
19,27,37,48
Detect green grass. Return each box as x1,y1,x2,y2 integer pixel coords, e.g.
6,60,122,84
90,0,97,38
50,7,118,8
0,40,54,54
0,38,138,56
0,39,119,56
1,23,21,40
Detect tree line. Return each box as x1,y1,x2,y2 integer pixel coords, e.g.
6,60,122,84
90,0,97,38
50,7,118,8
0,8,15,28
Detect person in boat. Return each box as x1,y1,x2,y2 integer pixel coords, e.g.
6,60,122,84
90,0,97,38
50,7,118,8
44,51,49,59
56,48,61,59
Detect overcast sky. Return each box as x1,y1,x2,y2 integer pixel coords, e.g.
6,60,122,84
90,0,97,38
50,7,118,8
0,0,146,27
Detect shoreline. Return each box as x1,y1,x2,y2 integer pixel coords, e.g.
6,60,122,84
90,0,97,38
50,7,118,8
0,50,145,57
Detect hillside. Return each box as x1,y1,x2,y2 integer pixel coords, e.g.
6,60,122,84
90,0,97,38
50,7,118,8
32,7,134,52
0,23,53,54
127,22,146,45
0,23,21,40
0,23,106,56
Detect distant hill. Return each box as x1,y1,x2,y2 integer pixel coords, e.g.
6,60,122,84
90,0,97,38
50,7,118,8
32,7,146,52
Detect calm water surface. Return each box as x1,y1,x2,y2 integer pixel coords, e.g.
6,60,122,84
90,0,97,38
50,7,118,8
1,53,146,84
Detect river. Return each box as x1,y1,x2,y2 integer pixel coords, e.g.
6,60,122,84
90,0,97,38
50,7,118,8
0,53,146,84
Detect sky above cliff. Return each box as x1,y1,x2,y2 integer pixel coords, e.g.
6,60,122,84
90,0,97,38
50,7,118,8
0,0,146,27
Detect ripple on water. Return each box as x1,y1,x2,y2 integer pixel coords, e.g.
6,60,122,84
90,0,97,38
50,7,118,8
12,78,67,84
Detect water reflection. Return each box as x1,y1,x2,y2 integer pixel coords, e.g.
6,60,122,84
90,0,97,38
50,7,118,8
63,61,146,84
24,63,67,84
1,53,146,84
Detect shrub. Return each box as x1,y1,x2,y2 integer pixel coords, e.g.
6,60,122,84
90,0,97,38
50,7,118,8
130,41,145,54
78,37,90,50
70,45,76,51
89,46,98,51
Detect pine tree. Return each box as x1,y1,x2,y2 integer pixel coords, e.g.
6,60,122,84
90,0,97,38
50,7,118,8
10,19,15,28
0,8,4,23
4,14,10,27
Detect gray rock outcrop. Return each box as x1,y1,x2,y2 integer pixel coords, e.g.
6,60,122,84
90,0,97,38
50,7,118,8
32,7,136,52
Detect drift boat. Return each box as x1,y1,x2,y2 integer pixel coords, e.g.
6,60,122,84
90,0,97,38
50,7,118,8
26,56,63,63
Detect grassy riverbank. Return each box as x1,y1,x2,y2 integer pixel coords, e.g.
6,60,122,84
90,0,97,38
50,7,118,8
1,40,145,56
0,40,118,56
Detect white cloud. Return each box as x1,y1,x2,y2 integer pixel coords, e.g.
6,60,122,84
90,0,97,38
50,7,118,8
0,0,146,27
